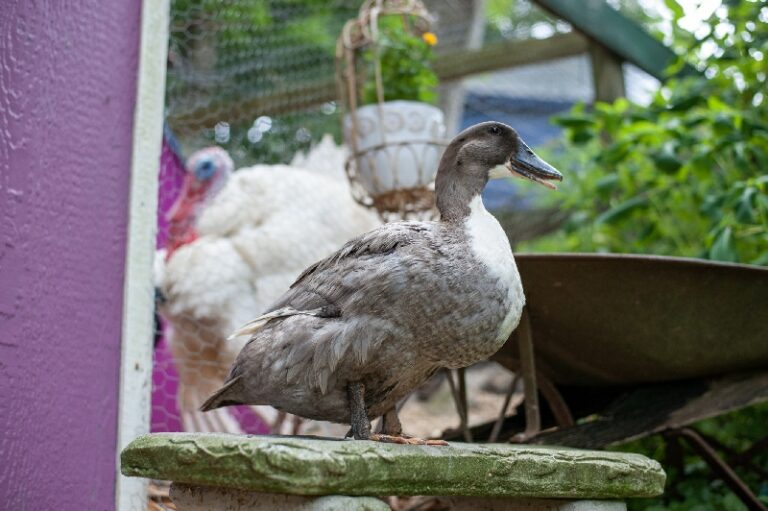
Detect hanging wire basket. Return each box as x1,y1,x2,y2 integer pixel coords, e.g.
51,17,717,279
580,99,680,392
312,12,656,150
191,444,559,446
336,0,448,220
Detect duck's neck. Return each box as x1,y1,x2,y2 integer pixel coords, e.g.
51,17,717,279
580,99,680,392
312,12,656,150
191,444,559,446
435,162,488,223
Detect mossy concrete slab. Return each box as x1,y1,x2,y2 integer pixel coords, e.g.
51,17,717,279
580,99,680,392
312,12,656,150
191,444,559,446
121,433,664,499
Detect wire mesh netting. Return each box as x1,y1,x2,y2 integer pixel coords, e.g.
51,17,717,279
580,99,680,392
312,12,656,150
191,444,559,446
166,0,359,166
152,0,660,438
148,0,660,508
151,0,649,452
162,0,642,167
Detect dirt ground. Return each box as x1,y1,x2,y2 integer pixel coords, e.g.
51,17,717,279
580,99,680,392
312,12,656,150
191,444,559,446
398,361,522,439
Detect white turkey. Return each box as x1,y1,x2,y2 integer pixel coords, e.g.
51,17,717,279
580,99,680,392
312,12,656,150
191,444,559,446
157,140,381,434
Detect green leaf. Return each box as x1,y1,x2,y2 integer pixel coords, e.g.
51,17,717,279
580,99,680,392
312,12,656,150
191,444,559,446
735,187,756,222
570,130,593,145
706,95,731,113
595,174,620,194
595,196,649,225
598,142,631,165
709,227,738,263
652,143,683,174
664,0,685,20
555,116,595,129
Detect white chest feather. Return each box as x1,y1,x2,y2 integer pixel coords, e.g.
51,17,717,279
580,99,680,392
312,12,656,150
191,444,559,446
465,196,515,280
464,196,525,339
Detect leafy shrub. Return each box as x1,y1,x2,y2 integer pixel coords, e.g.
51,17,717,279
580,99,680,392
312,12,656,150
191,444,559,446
621,403,768,511
524,1,768,266
520,2,768,509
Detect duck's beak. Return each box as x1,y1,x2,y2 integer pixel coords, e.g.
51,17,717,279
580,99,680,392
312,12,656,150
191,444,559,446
490,141,563,190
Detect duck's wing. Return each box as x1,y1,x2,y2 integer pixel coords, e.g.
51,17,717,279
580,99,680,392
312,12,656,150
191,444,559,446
291,221,431,290
228,221,433,338
203,221,447,410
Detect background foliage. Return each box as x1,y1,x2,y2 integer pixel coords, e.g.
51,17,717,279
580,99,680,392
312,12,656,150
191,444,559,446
522,0,768,266
519,2,768,509
622,403,768,511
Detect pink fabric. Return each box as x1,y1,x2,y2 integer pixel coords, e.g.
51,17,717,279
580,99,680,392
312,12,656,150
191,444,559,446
151,136,186,433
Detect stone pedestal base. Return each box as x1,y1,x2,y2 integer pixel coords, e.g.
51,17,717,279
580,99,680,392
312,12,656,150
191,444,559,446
170,484,390,510
170,484,627,511
443,498,626,511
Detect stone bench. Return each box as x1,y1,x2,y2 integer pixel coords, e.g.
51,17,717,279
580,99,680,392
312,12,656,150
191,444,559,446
121,433,665,510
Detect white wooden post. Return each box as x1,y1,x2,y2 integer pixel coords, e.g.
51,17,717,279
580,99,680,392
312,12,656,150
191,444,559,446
116,0,170,508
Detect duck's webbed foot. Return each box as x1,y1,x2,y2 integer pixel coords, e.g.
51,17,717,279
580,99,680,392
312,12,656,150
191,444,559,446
347,381,372,440
370,434,449,446
370,407,449,446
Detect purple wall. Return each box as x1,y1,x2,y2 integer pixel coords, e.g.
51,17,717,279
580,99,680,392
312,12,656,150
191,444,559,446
0,2,142,508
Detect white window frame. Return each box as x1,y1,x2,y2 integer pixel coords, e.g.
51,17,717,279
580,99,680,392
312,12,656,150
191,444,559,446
116,0,170,509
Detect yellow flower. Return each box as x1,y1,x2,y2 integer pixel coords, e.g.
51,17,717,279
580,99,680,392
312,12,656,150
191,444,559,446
422,32,437,46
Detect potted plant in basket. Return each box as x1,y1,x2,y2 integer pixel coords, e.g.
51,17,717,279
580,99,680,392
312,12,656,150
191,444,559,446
339,1,447,215
360,16,438,106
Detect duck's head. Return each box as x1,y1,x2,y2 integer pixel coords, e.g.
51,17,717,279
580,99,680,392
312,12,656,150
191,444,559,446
435,121,562,221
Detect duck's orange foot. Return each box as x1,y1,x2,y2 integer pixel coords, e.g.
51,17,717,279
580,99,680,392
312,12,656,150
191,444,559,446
370,434,448,446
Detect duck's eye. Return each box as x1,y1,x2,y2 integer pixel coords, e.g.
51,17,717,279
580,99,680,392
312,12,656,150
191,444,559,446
488,125,501,135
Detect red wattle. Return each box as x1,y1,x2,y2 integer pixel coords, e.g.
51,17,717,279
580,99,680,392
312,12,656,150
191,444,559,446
166,174,208,259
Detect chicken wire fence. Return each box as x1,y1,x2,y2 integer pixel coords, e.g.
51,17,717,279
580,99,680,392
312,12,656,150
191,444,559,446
162,0,620,165
152,0,591,433
150,2,666,507
148,0,662,508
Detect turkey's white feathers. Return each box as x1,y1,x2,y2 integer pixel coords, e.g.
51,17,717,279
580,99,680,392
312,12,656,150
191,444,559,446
290,134,349,183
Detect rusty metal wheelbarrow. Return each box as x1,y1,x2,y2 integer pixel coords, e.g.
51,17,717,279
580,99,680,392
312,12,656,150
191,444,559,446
444,253,768,510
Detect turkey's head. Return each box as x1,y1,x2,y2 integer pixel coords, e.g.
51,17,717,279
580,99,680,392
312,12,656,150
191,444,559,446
167,147,234,258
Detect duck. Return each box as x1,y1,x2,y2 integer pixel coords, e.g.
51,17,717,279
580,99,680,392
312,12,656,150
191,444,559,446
201,121,562,443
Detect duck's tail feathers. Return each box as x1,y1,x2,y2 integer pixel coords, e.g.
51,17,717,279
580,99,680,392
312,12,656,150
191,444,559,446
200,376,245,412
227,306,332,341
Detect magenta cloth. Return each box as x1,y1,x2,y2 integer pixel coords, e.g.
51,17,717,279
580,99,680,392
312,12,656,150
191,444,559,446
151,135,186,433
151,136,269,435
151,335,183,432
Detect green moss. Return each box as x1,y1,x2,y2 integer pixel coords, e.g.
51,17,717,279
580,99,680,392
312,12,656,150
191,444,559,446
122,433,665,499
